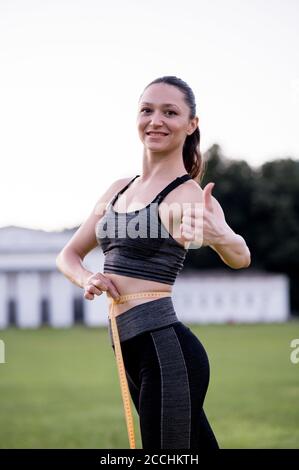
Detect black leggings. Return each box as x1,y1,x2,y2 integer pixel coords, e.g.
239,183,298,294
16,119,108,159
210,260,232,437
109,297,219,450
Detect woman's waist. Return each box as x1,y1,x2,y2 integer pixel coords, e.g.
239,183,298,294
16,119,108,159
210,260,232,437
107,295,179,346
104,273,172,316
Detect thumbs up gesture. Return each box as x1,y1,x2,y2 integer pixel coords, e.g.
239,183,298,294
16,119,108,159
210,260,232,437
180,182,228,250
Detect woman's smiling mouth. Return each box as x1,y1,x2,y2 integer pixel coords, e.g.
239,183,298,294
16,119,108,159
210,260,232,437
146,131,169,137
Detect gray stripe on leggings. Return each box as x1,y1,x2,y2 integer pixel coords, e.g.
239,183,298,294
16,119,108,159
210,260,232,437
151,327,191,449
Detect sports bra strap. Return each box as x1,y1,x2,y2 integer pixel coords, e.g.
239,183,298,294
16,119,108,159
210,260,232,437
110,173,192,207
110,174,140,206
152,173,192,205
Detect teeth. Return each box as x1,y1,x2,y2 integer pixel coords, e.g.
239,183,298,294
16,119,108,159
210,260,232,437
148,132,167,135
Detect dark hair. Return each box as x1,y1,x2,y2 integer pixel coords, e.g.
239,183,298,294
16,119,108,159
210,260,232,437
140,75,205,183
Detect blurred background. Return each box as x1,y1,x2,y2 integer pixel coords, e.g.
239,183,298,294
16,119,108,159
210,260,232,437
0,0,298,449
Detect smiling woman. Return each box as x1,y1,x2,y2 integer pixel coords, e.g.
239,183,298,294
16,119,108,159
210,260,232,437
136,80,203,181
56,75,251,450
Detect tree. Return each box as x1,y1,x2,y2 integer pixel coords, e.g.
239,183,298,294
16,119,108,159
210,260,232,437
185,145,299,314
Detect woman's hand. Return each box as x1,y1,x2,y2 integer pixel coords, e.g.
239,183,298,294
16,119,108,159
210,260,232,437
180,182,229,249
83,272,121,301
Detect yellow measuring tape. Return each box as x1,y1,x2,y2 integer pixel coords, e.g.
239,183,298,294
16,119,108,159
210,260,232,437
107,290,172,449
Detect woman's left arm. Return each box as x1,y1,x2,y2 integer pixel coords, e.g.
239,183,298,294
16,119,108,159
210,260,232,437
209,223,251,269
180,182,251,269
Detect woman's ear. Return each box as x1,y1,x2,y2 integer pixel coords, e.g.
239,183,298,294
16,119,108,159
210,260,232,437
187,115,199,135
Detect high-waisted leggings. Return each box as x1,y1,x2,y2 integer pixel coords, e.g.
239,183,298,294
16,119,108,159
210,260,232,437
108,296,219,450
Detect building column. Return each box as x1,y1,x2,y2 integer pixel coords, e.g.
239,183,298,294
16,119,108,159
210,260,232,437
16,272,41,328
49,272,73,327
0,273,7,329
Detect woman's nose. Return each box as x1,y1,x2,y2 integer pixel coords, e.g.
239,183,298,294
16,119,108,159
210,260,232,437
150,111,164,126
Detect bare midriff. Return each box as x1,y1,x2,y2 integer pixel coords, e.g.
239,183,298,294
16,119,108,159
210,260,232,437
104,272,172,317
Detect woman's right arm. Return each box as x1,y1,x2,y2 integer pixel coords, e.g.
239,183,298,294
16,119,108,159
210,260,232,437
55,177,132,299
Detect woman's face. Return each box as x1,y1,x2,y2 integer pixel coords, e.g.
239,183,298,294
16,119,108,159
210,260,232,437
137,82,198,153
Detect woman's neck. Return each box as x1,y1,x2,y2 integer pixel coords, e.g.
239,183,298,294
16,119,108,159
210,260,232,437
140,149,187,182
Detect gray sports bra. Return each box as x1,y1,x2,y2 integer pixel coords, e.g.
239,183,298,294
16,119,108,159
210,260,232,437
95,173,192,285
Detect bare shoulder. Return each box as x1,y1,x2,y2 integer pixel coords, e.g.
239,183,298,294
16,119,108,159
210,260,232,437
94,176,135,216
56,176,134,260
171,178,203,205
160,178,203,222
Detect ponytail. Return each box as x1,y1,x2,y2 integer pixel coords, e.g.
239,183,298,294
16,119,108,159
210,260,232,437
183,127,205,184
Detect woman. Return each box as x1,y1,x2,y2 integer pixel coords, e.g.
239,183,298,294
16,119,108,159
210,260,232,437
56,76,251,449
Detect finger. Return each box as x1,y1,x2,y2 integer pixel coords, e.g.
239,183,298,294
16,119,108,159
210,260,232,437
203,182,215,212
106,282,121,300
182,214,202,229
92,279,109,292
86,284,103,296
182,214,193,225
90,273,120,300
84,291,94,300
180,224,195,240
184,232,196,240
181,223,193,234
183,206,203,217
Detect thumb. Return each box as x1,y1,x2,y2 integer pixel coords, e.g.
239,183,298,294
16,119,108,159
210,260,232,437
203,182,215,211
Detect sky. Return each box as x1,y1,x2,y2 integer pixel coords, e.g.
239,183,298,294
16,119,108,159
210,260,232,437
0,0,298,231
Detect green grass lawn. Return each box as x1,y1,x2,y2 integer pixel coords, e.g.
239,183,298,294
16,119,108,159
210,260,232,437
0,321,298,449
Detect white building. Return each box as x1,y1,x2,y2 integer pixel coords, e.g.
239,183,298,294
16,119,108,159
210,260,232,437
0,226,290,329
